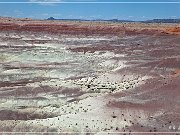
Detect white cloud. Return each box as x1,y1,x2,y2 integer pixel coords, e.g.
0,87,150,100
170,16,177,19
29,0,62,5
128,16,134,18
29,0,61,2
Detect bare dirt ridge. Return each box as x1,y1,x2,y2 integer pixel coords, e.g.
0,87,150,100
0,17,179,134
0,17,180,36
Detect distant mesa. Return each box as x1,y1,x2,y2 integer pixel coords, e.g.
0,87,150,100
46,17,180,23
47,17,56,20
145,19,180,23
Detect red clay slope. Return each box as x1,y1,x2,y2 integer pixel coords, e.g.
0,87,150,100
0,17,179,36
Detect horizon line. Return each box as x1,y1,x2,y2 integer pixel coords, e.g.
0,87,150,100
45,18,180,20
0,132,179,133
1,16,180,20
0,2,180,4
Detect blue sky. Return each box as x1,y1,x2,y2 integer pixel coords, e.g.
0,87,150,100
0,0,180,20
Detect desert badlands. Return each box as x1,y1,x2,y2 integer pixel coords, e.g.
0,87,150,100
0,17,180,134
